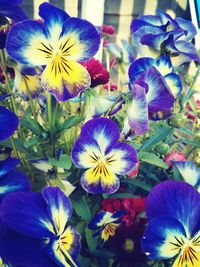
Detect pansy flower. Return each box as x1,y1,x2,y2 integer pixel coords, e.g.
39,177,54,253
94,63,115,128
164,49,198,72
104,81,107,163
141,180,200,266
130,10,199,65
6,2,101,101
0,157,30,203
173,161,200,190
0,105,18,141
88,210,125,241
0,186,81,267
126,56,178,135
71,118,138,194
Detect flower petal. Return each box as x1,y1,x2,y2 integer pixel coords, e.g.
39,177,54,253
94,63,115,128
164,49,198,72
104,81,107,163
0,157,19,177
47,226,81,267
164,73,182,97
71,137,101,169
145,180,200,237
80,166,120,194
0,227,57,267
0,192,55,238
105,142,138,175
141,216,186,259
127,84,149,135
6,20,50,66
176,17,197,41
42,187,73,235
0,170,30,203
143,66,175,112
0,6,28,22
0,106,18,141
173,161,200,188
79,118,120,155
41,60,91,101
59,17,101,61
129,57,154,82
39,2,69,42
153,56,172,76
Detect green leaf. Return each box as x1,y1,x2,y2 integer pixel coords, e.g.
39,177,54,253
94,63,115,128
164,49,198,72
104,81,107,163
20,118,43,135
24,137,41,148
85,228,98,252
139,152,168,169
71,196,91,221
59,116,84,131
180,138,200,148
139,127,173,152
49,154,72,169
126,179,152,191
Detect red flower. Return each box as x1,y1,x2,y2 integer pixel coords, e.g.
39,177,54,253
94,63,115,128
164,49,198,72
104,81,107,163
101,24,116,36
81,58,109,88
164,151,186,168
128,161,140,178
101,197,145,226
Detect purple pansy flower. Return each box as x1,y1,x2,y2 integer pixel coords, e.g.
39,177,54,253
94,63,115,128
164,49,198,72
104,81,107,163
0,105,18,141
142,180,200,266
6,2,101,101
71,118,138,194
130,10,199,65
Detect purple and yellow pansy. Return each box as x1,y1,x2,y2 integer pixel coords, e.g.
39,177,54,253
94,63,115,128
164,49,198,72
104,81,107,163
142,180,200,267
89,210,125,241
71,118,138,194
0,186,81,267
6,2,101,101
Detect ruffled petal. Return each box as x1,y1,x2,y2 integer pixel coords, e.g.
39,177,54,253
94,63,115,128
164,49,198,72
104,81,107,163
80,166,120,194
0,170,30,203
59,17,101,61
0,192,55,238
71,137,102,169
0,6,28,22
176,17,197,41
0,157,19,177
145,180,200,237
128,84,149,135
39,2,69,42
0,227,57,267
141,216,187,259
173,161,200,188
42,187,73,235
41,60,91,101
47,226,81,267
164,73,182,97
105,142,138,175
132,26,162,57
80,118,120,155
0,0,22,6
129,57,154,82
6,20,50,66
0,106,18,141
143,66,175,112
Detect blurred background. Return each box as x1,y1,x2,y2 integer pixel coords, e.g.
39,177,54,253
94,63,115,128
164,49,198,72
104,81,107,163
20,0,199,45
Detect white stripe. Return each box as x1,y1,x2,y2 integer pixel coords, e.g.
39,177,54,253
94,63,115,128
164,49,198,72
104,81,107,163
64,0,79,17
33,0,49,19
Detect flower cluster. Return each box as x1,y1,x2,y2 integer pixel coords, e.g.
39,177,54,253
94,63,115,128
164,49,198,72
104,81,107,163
0,1,200,266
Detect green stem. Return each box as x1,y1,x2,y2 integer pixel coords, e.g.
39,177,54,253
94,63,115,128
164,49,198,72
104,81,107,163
10,137,20,159
105,93,124,117
23,77,37,121
47,93,55,156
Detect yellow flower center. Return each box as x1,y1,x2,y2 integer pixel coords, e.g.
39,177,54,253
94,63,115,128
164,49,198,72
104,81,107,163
123,238,135,252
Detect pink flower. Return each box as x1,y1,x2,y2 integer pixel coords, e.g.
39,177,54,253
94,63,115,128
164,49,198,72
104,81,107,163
81,58,109,88
128,161,140,178
101,24,116,36
104,83,118,91
164,151,187,168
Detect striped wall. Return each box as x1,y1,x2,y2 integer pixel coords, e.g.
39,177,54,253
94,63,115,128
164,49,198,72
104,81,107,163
20,0,190,42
